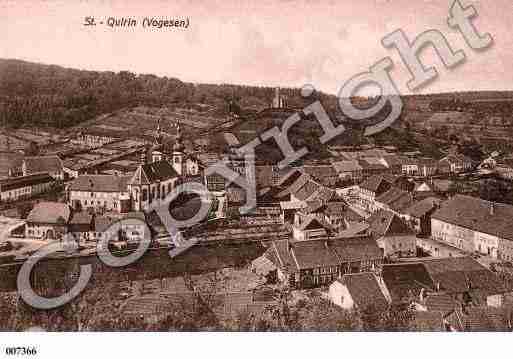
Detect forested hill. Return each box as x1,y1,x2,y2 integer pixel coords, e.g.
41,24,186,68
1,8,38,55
0,58,338,130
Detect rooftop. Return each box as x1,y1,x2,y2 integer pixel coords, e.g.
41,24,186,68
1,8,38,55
270,236,382,272
405,197,442,218
359,174,395,194
375,187,414,212
382,256,505,303
338,272,390,311
69,174,130,193
367,209,415,237
129,160,179,185
0,172,54,192
24,155,63,174
431,194,513,242
27,202,71,224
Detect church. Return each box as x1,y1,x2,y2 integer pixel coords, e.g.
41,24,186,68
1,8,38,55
128,120,202,212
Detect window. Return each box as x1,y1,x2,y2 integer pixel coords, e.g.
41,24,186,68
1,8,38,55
142,188,148,201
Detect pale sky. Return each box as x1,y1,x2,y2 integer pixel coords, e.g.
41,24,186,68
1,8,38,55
1,0,512,95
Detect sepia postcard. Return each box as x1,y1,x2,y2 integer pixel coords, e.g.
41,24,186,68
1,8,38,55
1,0,513,357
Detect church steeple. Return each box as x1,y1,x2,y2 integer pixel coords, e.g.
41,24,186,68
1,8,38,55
172,120,185,176
151,118,165,163
154,118,163,146
140,145,148,165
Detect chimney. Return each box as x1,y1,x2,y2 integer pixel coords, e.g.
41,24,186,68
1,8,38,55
490,202,495,216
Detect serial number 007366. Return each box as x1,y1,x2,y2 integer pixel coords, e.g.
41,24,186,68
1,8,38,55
5,347,38,356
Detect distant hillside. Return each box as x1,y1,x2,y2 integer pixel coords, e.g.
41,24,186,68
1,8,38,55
2,58,513,155
0,58,337,130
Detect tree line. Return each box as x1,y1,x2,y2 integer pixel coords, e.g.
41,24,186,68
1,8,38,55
0,59,338,130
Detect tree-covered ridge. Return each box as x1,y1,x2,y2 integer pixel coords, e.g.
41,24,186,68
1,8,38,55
0,58,338,130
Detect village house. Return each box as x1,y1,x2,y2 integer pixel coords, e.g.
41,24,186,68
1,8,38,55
328,272,391,311
382,257,506,308
367,209,417,258
332,160,363,183
417,158,439,177
374,187,414,215
412,181,437,200
68,175,132,213
291,214,333,241
89,212,147,244
72,130,119,148
279,201,307,224
295,200,364,233
403,197,442,236
302,165,339,188
0,173,54,203
262,236,383,289
439,153,473,174
358,158,391,179
22,155,64,180
25,202,71,240
431,195,513,260
357,174,396,212
402,157,420,176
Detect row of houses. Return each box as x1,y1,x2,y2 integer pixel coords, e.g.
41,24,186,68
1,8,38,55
327,256,510,331
260,235,383,289
0,173,56,203
353,171,513,262
331,152,474,183
0,155,64,203
23,201,146,242
431,194,513,261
